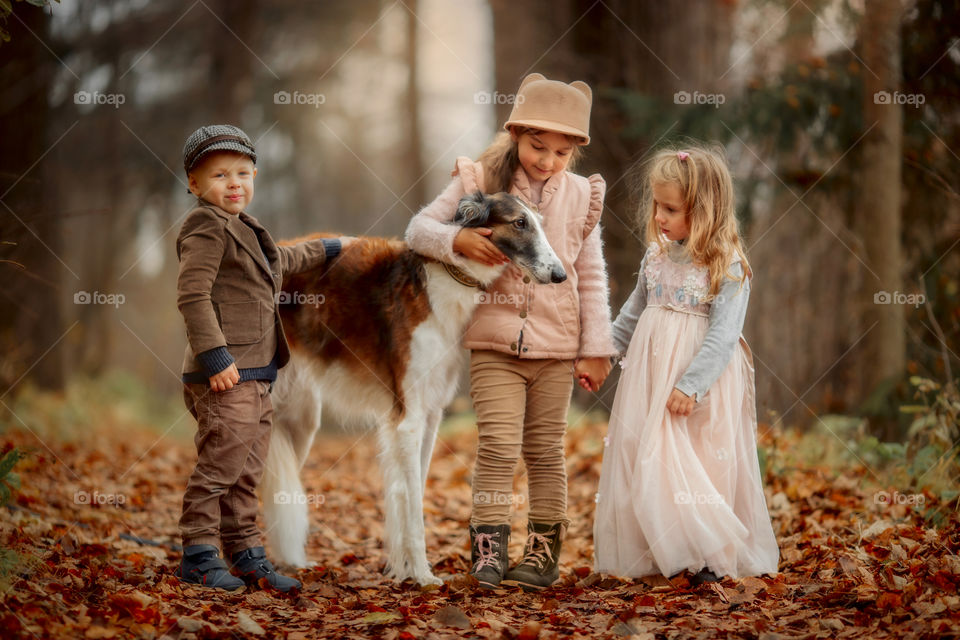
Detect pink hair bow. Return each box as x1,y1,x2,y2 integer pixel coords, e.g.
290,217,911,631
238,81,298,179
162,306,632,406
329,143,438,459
677,151,690,161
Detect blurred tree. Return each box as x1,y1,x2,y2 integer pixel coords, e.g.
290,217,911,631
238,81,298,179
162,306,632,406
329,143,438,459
402,0,426,211
857,0,906,433
0,0,63,391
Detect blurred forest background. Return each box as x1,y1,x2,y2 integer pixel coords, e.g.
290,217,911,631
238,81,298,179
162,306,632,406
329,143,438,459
0,0,958,444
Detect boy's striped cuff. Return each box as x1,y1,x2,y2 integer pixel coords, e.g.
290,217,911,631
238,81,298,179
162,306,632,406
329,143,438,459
197,346,235,376
321,238,341,260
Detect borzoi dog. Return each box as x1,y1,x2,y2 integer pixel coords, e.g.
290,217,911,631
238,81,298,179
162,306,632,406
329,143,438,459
261,192,566,586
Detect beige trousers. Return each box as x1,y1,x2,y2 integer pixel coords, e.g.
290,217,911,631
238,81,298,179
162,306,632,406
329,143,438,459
469,350,575,527
179,380,273,555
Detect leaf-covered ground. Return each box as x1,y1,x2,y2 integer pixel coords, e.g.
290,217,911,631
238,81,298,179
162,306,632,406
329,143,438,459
1,415,959,639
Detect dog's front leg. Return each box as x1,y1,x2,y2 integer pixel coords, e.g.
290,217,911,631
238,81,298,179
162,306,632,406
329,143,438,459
395,414,442,586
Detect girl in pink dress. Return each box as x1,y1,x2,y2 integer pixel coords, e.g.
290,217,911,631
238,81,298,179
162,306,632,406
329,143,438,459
593,145,779,584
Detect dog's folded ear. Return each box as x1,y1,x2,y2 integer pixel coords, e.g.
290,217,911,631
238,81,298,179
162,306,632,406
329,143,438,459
454,191,490,227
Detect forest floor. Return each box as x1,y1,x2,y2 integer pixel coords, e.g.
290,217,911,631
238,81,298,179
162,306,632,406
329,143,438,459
0,405,959,639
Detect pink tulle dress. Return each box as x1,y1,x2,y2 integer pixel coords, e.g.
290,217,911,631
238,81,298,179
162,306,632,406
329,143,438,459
593,242,779,579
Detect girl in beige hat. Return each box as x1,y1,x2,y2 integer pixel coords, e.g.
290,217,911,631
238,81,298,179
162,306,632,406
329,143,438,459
405,73,617,590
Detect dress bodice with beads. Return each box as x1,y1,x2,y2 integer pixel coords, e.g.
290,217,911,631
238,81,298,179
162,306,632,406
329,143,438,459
644,242,712,317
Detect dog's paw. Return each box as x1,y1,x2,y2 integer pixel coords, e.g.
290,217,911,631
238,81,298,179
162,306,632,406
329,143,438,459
416,572,443,587
384,566,412,583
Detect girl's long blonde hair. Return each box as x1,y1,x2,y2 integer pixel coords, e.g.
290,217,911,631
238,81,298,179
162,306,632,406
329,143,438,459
641,144,751,295
477,128,582,194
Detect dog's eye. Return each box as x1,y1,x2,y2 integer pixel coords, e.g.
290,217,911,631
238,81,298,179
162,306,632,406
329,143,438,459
514,218,527,230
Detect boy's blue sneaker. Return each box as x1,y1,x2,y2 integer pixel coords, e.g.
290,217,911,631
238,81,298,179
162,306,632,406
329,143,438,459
230,546,302,592
177,544,245,591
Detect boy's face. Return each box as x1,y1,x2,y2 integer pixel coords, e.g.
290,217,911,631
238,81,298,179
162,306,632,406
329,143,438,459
188,151,256,215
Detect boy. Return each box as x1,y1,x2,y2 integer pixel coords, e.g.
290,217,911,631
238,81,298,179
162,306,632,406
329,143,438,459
175,124,346,591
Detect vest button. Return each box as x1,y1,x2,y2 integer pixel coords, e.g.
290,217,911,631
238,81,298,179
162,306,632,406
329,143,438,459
510,342,517,351
519,311,527,319
523,276,531,284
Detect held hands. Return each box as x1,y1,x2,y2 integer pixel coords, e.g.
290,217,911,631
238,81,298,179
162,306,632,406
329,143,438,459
453,228,508,266
209,363,240,392
666,388,695,416
575,357,613,392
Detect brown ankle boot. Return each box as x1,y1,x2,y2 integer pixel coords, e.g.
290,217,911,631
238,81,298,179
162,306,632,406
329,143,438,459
501,521,564,591
469,524,510,589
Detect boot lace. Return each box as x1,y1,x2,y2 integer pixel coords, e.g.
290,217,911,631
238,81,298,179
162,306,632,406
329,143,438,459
519,530,555,569
472,532,501,571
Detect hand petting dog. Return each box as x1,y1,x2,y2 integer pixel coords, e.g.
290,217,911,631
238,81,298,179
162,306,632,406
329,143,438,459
453,228,509,266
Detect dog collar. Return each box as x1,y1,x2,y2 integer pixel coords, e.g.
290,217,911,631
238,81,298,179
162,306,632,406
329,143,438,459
443,262,481,288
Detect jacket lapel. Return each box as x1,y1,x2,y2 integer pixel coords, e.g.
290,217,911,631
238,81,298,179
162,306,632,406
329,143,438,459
238,212,281,273
204,204,275,279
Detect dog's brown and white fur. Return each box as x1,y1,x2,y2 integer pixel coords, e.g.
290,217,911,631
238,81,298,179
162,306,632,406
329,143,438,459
262,192,566,585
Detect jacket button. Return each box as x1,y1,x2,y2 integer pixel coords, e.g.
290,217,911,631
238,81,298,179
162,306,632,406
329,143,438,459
523,276,531,284
522,347,528,352
519,311,527,319
510,342,517,351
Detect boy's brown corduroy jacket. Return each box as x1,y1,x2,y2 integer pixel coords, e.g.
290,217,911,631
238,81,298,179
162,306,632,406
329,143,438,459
176,203,328,377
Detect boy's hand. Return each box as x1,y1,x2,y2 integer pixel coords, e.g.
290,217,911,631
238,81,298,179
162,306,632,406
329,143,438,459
453,228,508,266
209,363,240,392
574,357,612,392
666,388,694,416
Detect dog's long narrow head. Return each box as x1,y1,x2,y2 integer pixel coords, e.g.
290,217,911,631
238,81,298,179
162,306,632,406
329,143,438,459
455,192,566,284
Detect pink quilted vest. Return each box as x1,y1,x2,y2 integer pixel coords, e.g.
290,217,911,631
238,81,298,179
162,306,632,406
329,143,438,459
454,157,605,359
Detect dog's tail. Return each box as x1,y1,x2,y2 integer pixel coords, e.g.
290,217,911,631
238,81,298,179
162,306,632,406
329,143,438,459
262,422,311,567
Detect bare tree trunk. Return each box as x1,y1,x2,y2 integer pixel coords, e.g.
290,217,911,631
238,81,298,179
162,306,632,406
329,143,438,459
0,2,64,391
210,0,258,120
858,0,906,404
403,0,426,211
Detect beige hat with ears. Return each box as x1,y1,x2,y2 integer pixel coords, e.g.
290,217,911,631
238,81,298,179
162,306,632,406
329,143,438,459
503,73,593,145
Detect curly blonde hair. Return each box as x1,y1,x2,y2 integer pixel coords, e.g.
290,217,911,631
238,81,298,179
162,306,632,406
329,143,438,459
640,143,750,295
477,129,582,194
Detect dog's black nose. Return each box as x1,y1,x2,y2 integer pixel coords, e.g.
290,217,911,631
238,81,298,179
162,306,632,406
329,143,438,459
551,267,567,283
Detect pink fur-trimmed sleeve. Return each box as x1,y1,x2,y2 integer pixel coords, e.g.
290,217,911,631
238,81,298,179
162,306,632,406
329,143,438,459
403,178,468,265
575,174,616,358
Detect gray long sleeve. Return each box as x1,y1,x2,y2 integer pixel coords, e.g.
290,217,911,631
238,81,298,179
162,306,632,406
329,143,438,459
611,252,649,355
675,262,749,401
